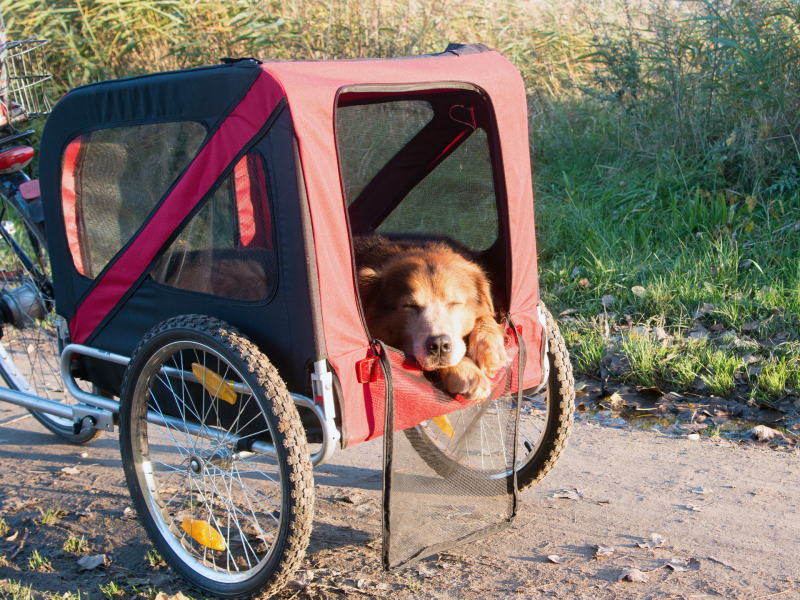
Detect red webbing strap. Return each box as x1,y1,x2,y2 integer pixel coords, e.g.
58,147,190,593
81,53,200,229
61,136,85,276
233,156,255,246
233,154,272,250
68,72,285,344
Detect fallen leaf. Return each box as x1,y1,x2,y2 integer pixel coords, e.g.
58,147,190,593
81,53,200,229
691,487,713,495
559,308,579,317
5,531,18,541
594,545,615,558
654,327,670,341
631,286,646,299
618,568,649,582
741,321,760,333
552,490,581,501
60,466,80,475
357,578,369,588
637,533,665,549
577,402,587,412
287,569,315,590
605,392,624,409
547,555,571,564
77,554,108,571
637,386,663,397
667,558,701,572
570,267,581,279
709,323,725,332
692,303,716,319
746,424,784,442
578,278,591,289
747,365,764,377
120,507,136,520
601,295,616,307
338,494,364,505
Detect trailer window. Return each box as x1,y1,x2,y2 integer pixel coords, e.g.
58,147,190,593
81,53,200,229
336,90,500,252
150,153,276,302
61,121,207,278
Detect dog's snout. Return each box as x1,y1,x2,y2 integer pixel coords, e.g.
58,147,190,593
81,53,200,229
425,335,452,357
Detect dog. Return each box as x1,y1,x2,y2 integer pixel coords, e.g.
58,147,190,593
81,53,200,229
354,234,508,402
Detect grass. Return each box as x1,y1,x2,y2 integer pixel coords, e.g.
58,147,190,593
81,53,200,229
38,507,66,525
99,582,124,600
27,550,52,573
0,582,34,600
62,534,89,554
1,0,800,398
146,549,163,569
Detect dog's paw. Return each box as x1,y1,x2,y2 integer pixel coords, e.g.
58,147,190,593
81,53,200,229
442,358,492,403
468,317,510,378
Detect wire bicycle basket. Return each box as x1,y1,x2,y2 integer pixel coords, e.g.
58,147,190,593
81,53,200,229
2,38,52,123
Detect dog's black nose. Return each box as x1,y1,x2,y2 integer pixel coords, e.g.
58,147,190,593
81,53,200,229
426,335,452,357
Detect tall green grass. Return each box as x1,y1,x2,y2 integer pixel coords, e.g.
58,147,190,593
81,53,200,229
4,0,800,398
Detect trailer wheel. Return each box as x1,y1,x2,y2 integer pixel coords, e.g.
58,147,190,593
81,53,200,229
119,315,313,599
404,302,574,490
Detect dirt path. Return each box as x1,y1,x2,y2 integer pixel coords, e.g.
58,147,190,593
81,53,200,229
0,400,797,599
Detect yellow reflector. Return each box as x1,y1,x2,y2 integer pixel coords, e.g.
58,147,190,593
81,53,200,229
181,517,227,551
432,415,454,439
191,363,237,405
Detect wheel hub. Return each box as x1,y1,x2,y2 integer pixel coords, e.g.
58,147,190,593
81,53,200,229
188,456,203,474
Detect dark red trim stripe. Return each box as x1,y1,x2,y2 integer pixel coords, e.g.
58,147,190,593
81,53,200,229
69,72,285,344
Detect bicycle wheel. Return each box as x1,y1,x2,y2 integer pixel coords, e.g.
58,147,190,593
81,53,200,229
0,191,101,443
404,302,574,490
119,315,313,599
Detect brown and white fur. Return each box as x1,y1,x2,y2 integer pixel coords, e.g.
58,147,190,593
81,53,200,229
354,235,508,402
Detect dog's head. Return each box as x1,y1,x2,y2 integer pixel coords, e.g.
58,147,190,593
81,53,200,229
357,244,495,370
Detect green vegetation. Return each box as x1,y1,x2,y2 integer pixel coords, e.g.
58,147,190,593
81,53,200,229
0,581,34,600
38,507,65,525
2,0,800,399
26,550,52,572
62,534,89,554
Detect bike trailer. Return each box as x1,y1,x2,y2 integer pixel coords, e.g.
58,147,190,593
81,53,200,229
18,44,574,595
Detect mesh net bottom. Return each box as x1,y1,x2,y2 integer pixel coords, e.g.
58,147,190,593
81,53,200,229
380,329,523,570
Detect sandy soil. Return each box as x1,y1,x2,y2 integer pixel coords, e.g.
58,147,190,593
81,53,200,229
0,400,797,599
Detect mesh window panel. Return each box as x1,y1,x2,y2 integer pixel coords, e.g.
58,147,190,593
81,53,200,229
377,327,523,570
336,101,434,205
151,154,276,302
378,128,498,251
61,122,207,278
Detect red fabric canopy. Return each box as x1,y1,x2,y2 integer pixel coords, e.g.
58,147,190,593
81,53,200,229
263,51,543,445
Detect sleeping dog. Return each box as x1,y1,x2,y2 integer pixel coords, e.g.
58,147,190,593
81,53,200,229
355,234,508,402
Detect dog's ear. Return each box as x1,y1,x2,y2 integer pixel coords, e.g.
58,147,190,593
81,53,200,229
473,268,495,315
357,267,382,302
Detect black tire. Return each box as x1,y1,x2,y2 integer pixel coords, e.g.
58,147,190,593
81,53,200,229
404,302,574,490
119,315,313,599
0,189,101,443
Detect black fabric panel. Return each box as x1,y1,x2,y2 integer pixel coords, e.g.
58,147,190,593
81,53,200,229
38,61,263,325
444,43,492,56
85,111,321,396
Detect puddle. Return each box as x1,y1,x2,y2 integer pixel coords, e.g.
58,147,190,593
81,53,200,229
571,380,800,447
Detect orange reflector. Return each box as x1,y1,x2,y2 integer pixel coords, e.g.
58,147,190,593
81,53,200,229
191,363,237,405
181,517,227,551
432,415,454,438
